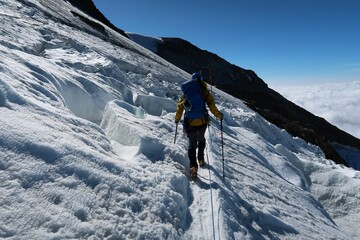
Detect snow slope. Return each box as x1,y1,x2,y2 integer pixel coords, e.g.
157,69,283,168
1,0,359,239
127,33,163,53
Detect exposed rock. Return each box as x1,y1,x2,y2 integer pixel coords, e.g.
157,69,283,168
65,0,129,38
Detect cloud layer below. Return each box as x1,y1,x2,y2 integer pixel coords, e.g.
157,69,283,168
273,81,360,139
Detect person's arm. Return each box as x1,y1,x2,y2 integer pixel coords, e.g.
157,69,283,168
175,97,185,122
201,81,223,119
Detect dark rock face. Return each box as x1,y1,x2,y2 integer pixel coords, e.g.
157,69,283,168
157,38,268,95
156,38,360,166
65,0,129,38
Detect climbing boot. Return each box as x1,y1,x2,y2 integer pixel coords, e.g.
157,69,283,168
190,167,198,180
198,159,205,167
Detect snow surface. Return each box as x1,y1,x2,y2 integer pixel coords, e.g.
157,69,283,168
1,0,359,239
127,33,163,53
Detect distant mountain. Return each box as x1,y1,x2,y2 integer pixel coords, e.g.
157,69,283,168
127,35,360,169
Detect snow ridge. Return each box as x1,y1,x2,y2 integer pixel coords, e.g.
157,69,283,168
1,0,359,239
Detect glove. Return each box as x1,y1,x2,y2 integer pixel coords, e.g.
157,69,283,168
175,120,179,124
218,112,224,120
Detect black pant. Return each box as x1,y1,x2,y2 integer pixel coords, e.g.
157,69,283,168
187,124,207,168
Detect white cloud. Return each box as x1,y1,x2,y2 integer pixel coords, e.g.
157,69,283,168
273,81,360,139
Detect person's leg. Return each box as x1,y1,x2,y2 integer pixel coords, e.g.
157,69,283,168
197,125,207,164
187,128,198,169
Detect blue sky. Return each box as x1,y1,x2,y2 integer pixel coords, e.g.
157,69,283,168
92,0,360,87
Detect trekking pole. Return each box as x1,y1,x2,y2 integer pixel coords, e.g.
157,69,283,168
221,119,225,179
201,67,213,94
209,68,213,94
174,122,178,144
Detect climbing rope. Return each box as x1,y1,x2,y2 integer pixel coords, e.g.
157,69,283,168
205,124,216,240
